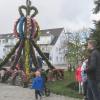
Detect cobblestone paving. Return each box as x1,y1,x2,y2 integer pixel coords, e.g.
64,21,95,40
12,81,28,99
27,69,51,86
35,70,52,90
0,83,81,100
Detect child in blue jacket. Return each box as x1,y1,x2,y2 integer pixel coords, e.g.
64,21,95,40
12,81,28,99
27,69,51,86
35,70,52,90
32,71,44,100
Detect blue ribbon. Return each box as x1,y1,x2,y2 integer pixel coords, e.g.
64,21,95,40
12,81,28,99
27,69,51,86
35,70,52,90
19,16,26,39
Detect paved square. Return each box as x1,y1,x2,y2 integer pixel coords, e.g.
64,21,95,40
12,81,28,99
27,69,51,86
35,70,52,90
0,83,81,100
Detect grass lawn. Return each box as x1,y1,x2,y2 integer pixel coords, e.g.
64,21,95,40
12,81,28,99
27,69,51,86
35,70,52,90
46,71,83,99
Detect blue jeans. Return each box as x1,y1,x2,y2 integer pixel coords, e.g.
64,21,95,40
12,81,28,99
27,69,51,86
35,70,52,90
87,79,100,100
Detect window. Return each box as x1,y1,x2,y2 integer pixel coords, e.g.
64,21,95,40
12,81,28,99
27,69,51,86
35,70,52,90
3,48,6,52
56,56,58,61
49,56,52,60
2,39,5,43
60,57,62,62
64,56,66,62
5,38,8,43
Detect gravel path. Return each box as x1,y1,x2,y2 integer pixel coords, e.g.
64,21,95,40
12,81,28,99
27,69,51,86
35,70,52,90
0,83,81,100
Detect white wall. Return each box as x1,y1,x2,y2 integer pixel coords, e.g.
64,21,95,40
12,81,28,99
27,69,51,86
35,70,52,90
50,29,67,65
0,45,5,59
0,38,18,59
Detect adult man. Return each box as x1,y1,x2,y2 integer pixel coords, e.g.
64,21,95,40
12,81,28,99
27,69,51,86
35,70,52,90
86,40,100,100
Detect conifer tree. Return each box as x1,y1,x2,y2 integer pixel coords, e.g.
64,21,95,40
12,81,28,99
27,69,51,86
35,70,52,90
91,0,100,51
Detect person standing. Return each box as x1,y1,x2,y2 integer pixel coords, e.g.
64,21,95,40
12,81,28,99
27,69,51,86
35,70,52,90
86,40,100,100
32,71,44,100
75,64,83,94
81,59,88,100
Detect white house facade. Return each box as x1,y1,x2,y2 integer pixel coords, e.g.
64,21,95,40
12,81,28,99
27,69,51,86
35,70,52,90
0,34,18,59
0,28,90,67
37,28,67,65
0,28,68,65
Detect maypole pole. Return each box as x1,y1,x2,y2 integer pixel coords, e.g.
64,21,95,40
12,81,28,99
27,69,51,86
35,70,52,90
18,0,39,80
24,0,32,80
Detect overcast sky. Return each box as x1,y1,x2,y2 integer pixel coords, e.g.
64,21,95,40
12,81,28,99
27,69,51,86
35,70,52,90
0,0,98,34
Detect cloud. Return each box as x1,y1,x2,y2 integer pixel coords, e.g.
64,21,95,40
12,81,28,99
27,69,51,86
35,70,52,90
35,0,94,30
0,0,94,34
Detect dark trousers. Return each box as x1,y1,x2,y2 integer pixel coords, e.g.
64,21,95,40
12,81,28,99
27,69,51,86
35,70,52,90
35,90,42,99
87,79,100,100
83,80,88,97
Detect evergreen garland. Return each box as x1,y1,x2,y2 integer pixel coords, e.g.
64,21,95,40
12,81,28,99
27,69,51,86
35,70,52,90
91,0,100,51
24,39,30,78
31,40,54,69
11,40,24,70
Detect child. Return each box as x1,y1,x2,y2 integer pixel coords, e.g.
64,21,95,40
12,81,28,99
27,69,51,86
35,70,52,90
32,71,44,100
75,64,83,94
81,59,88,100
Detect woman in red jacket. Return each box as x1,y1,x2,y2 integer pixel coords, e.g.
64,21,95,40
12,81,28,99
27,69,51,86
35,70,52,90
75,64,83,94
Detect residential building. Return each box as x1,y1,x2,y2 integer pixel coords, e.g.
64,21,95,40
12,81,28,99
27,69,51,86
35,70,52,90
37,28,67,65
0,34,18,59
0,28,68,65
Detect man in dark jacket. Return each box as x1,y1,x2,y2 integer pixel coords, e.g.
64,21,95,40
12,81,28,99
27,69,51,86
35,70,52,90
86,40,100,100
